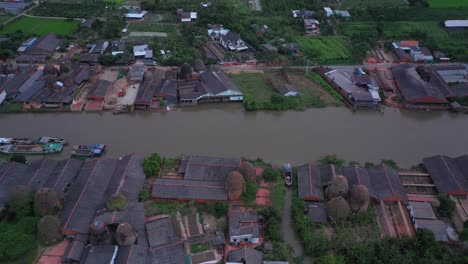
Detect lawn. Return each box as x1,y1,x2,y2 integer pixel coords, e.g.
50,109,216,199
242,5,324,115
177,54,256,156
2,17,79,36
229,72,275,103
428,0,468,8
296,36,354,64
127,23,177,34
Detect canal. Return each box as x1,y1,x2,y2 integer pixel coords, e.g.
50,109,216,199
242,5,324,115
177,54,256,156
1,105,468,167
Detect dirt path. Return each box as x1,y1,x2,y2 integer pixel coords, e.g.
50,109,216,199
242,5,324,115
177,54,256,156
281,188,312,263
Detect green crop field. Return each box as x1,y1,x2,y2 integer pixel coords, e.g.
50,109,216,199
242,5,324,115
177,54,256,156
2,17,79,36
428,0,468,8
296,36,353,64
342,0,407,8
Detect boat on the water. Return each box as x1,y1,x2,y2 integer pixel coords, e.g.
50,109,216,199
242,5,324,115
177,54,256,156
0,138,34,146
37,136,66,145
71,144,106,157
284,163,293,186
0,142,64,154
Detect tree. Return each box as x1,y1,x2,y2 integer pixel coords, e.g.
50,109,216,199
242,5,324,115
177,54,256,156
143,153,162,177
241,181,258,204
0,226,35,261
437,194,455,217
320,154,345,166
267,217,281,241
263,168,280,182
381,159,398,169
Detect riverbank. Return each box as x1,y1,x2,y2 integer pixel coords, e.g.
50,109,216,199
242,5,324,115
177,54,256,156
2,105,468,167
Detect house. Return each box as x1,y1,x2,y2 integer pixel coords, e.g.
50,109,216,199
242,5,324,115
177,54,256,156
24,33,61,56
79,53,100,64
87,80,112,102
423,155,468,196
275,83,299,96
129,63,145,82
303,19,320,35
291,10,303,18
297,163,407,202
323,69,381,109
306,202,328,224
0,90,5,105
17,37,37,52
178,67,243,104
229,206,260,245
334,10,351,21
15,54,47,64
444,20,468,29
262,44,277,53
433,51,450,62
134,72,163,109
220,31,249,52
407,201,449,241
410,46,433,63
80,18,96,28
324,7,333,17
125,9,148,19
89,40,109,54
180,11,198,22
392,40,419,51
254,24,269,37
0,1,28,14
227,247,264,264
133,44,153,59
152,155,241,202
146,216,186,263
393,49,412,63
111,40,126,56
391,64,447,104
285,43,301,56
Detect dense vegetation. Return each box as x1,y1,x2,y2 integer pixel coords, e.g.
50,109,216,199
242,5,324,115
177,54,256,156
292,187,467,263
142,153,162,177
437,194,456,217
30,2,107,18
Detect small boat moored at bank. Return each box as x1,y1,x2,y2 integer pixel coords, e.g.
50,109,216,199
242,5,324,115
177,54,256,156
0,142,64,154
284,163,293,186
37,136,66,145
71,144,106,157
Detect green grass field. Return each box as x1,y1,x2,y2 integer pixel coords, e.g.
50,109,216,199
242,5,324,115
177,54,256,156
2,17,79,36
230,72,275,103
296,36,353,64
428,0,468,8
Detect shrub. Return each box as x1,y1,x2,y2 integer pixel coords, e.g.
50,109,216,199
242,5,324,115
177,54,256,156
263,168,280,182
214,202,228,218
143,153,162,177
242,182,258,204
317,255,346,264
365,162,374,168
307,72,344,104
320,154,345,166
437,194,456,217
139,189,150,202
268,217,281,241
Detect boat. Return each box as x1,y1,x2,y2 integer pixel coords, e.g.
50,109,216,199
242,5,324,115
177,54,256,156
1,137,35,146
71,144,106,157
37,136,66,145
284,163,293,186
0,142,63,154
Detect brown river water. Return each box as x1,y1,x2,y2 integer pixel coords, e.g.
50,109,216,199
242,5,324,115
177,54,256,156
1,104,468,168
